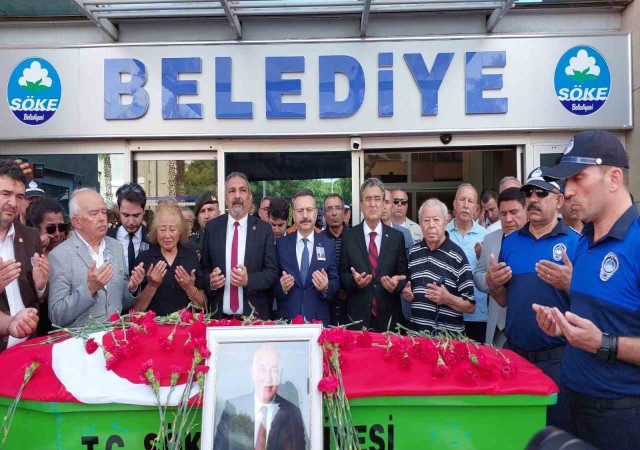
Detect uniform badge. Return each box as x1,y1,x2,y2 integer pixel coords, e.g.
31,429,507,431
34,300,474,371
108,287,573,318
316,246,326,261
600,252,619,282
552,243,567,261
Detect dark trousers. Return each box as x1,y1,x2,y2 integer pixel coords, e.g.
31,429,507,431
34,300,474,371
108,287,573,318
464,321,487,343
329,300,348,326
505,343,571,432
569,391,640,450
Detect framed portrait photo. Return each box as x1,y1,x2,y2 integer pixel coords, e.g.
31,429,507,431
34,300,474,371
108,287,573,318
201,324,323,450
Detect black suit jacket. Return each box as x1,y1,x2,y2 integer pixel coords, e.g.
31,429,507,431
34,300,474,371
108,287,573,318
214,393,306,450
0,222,43,351
200,214,277,318
339,222,408,331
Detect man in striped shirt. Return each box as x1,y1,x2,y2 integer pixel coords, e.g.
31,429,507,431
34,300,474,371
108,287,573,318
402,198,475,334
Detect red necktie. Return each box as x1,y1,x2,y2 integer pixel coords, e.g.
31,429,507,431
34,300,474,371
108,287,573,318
255,405,267,450
368,231,378,317
230,221,240,313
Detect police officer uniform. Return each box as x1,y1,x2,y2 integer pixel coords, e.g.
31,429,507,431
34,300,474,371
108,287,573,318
544,130,640,450
188,190,218,257
500,170,580,430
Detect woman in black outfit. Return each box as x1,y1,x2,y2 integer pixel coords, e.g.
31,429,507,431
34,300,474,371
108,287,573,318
130,202,206,316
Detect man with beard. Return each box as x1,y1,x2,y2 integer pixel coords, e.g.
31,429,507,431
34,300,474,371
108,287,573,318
201,173,277,319
473,188,527,346
48,189,145,327
446,183,487,342
214,345,306,450
534,131,640,449
490,168,579,430
0,160,49,351
340,178,408,332
274,189,339,325
107,183,149,275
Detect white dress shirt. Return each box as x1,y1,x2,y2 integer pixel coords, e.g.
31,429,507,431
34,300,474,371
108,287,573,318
254,394,275,445
116,225,143,260
223,215,248,314
295,231,314,271
363,220,382,253
0,225,26,348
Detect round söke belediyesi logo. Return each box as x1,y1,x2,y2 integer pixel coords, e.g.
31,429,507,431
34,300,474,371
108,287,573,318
554,46,610,116
7,57,61,126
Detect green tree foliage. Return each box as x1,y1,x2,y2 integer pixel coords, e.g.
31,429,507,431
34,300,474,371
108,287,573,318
184,160,217,196
249,178,352,206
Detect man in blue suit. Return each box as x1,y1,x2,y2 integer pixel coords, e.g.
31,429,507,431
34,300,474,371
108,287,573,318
275,189,339,325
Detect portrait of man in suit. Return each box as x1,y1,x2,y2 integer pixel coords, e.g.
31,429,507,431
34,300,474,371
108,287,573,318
275,189,339,326
339,178,408,332
201,172,277,319
213,344,307,450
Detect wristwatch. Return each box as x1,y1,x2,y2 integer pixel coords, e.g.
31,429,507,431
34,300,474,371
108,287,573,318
596,333,618,363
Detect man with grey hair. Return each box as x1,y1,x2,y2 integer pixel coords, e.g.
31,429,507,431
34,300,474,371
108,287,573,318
340,178,408,332
403,198,475,334
201,172,277,319
446,183,487,342
49,188,145,327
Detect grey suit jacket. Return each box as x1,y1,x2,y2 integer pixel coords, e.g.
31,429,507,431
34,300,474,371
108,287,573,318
48,232,135,327
473,228,506,345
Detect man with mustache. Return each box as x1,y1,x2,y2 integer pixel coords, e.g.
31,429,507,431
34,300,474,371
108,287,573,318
321,194,348,325
201,172,277,319
533,131,640,449
490,168,579,430
340,178,408,332
48,188,144,327
446,183,487,342
274,189,339,325
214,345,306,450
0,160,49,352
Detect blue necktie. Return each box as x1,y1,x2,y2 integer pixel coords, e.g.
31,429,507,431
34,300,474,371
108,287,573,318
300,238,310,284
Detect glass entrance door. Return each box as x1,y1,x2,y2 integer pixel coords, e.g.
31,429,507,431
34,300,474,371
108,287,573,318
133,151,217,212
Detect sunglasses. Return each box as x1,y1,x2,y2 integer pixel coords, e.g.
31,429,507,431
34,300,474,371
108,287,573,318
45,223,68,234
393,199,409,206
116,184,144,196
523,188,552,198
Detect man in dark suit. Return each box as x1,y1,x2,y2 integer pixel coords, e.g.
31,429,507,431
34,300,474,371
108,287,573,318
274,189,339,325
340,178,408,332
214,345,306,450
0,160,49,352
201,172,277,318
107,183,149,275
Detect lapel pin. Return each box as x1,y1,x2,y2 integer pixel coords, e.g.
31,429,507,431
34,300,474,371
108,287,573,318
253,226,256,231
18,237,23,243
385,234,389,238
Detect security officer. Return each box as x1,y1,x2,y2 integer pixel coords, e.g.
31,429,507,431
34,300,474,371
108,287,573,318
490,167,580,430
188,190,220,256
534,130,640,450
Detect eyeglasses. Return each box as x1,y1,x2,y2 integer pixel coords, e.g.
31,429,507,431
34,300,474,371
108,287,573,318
294,207,317,215
393,199,409,206
45,223,68,234
523,188,552,198
116,183,144,196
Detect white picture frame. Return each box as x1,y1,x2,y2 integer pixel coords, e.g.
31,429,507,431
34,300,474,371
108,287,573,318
201,324,323,450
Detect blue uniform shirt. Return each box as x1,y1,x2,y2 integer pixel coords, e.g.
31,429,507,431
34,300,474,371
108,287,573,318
446,219,487,322
561,206,640,398
500,220,580,351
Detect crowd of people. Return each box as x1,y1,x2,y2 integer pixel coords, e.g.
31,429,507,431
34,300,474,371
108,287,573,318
0,130,638,449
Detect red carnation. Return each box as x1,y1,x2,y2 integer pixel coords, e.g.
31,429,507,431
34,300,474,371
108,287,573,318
190,319,207,338
159,336,175,351
502,363,518,380
142,316,158,336
291,315,305,325
229,318,242,326
198,344,211,359
460,366,479,385
356,330,372,348
434,354,450,378
108,312,121,323
181,309,193,323
317,375,339,393
195,365,210,376
85,338,99,354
